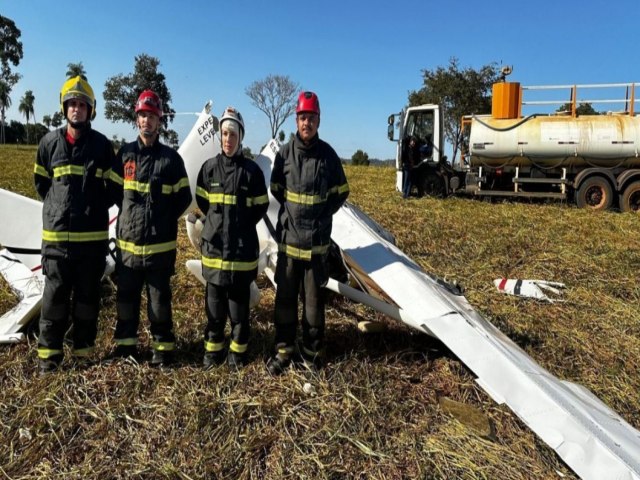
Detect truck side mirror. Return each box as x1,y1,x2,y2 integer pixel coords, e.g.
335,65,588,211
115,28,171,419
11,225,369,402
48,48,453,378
387,123,395,141
387,114,396,141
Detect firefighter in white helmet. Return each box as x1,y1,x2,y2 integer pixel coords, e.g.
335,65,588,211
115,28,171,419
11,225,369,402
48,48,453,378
196,106,269,369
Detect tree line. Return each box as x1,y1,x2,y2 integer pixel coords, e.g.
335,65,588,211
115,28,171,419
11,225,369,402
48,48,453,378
6,15,597,163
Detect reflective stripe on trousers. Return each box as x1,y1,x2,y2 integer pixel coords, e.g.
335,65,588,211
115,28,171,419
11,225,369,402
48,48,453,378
115,264,175,350
204,282,250,351
38,256,105,355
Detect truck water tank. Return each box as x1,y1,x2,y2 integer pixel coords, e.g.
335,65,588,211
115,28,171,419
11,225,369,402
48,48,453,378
469,114,640,167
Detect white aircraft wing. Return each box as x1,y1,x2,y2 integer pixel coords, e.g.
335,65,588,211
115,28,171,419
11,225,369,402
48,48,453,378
329,202,640,480
0,188,45,272
0,249,44,343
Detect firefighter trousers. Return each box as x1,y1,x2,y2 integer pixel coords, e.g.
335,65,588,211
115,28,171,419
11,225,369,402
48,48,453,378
38,255,105,360
115,264,175,351
204,282,250,354
273,254,326,355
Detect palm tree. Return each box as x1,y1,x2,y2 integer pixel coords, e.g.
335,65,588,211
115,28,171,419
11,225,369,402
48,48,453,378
43,114,52,130
66,62,87,80
18,90,35,144
51,111,63,129
0,81,12,144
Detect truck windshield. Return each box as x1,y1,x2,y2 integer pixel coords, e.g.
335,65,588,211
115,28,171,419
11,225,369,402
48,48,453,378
406,110,434,146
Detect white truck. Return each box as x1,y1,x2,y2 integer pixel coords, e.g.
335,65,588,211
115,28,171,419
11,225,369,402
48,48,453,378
388,79,640,211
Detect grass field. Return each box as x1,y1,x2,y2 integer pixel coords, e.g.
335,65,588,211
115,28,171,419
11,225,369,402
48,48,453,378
1,144,639,479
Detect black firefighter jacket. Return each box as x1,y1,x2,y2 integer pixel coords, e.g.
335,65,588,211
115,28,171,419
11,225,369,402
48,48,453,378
34,127,115,259
196,152,269,286
110,137,192,270
270,133,349,261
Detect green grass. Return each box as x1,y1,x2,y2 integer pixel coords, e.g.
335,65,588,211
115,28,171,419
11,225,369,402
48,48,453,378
1,144,639,479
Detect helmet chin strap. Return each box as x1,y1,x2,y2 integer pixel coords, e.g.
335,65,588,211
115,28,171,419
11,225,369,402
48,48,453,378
68,120,89,130
137,118,159,139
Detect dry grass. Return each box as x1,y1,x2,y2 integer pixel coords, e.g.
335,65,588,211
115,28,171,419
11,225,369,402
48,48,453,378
1,145,639,479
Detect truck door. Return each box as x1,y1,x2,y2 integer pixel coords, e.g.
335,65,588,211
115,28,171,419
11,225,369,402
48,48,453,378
397,108,437,195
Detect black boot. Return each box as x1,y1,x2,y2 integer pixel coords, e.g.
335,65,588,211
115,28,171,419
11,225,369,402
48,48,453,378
297,344,323,372
150,349,173,368
203,349,226,369
38,354,63,375
227,351,247,370
113,345,139,360
266,351,292,375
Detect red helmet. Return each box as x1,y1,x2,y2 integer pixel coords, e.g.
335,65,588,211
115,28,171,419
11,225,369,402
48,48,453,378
296,91,320,115
135,90,163,118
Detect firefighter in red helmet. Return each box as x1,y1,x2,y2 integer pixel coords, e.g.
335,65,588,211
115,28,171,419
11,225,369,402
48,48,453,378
108,89,192,367
267,91,350,374
34,76,116,374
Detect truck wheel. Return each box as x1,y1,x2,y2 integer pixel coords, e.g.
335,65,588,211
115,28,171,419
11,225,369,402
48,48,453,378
421,173,445,198
620,181,640,213
575,177,613,210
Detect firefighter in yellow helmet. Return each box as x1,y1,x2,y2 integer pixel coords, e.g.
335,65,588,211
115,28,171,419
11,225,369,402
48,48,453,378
33,76,116,374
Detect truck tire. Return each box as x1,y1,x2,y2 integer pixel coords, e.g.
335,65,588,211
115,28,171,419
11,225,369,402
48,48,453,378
575,176,613,210
620,180,640,213
421,173,446,198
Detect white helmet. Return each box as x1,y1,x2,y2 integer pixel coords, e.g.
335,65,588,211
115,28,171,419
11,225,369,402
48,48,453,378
219,106,245,138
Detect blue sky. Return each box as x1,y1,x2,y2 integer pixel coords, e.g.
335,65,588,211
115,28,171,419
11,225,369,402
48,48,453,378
2,0,639,160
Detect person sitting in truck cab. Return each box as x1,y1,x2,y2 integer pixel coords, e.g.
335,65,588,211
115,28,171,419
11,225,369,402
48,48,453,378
420,134,434,160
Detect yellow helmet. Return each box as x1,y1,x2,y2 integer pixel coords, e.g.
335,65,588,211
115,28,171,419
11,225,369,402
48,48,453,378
59,76,96,120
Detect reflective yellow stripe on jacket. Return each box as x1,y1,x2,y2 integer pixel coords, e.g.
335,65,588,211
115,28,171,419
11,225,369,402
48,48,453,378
124,177,190,194
333,182,350,195
34,164,50,178
283,190,326,205
33,164,111,180
196,188,269,207
43,230,109,242
110,170,124,185
278,243,329,260
53,164,85,177
117,239,177,256
201,256,258,271
246,194,269,206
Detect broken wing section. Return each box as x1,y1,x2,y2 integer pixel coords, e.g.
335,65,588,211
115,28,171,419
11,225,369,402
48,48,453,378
330,204,640,480
0,249,44,343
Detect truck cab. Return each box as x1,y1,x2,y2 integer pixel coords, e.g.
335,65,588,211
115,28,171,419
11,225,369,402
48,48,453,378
388,105,450,197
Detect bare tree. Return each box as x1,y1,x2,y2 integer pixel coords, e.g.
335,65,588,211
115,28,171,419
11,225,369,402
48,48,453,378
245,74,299,139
